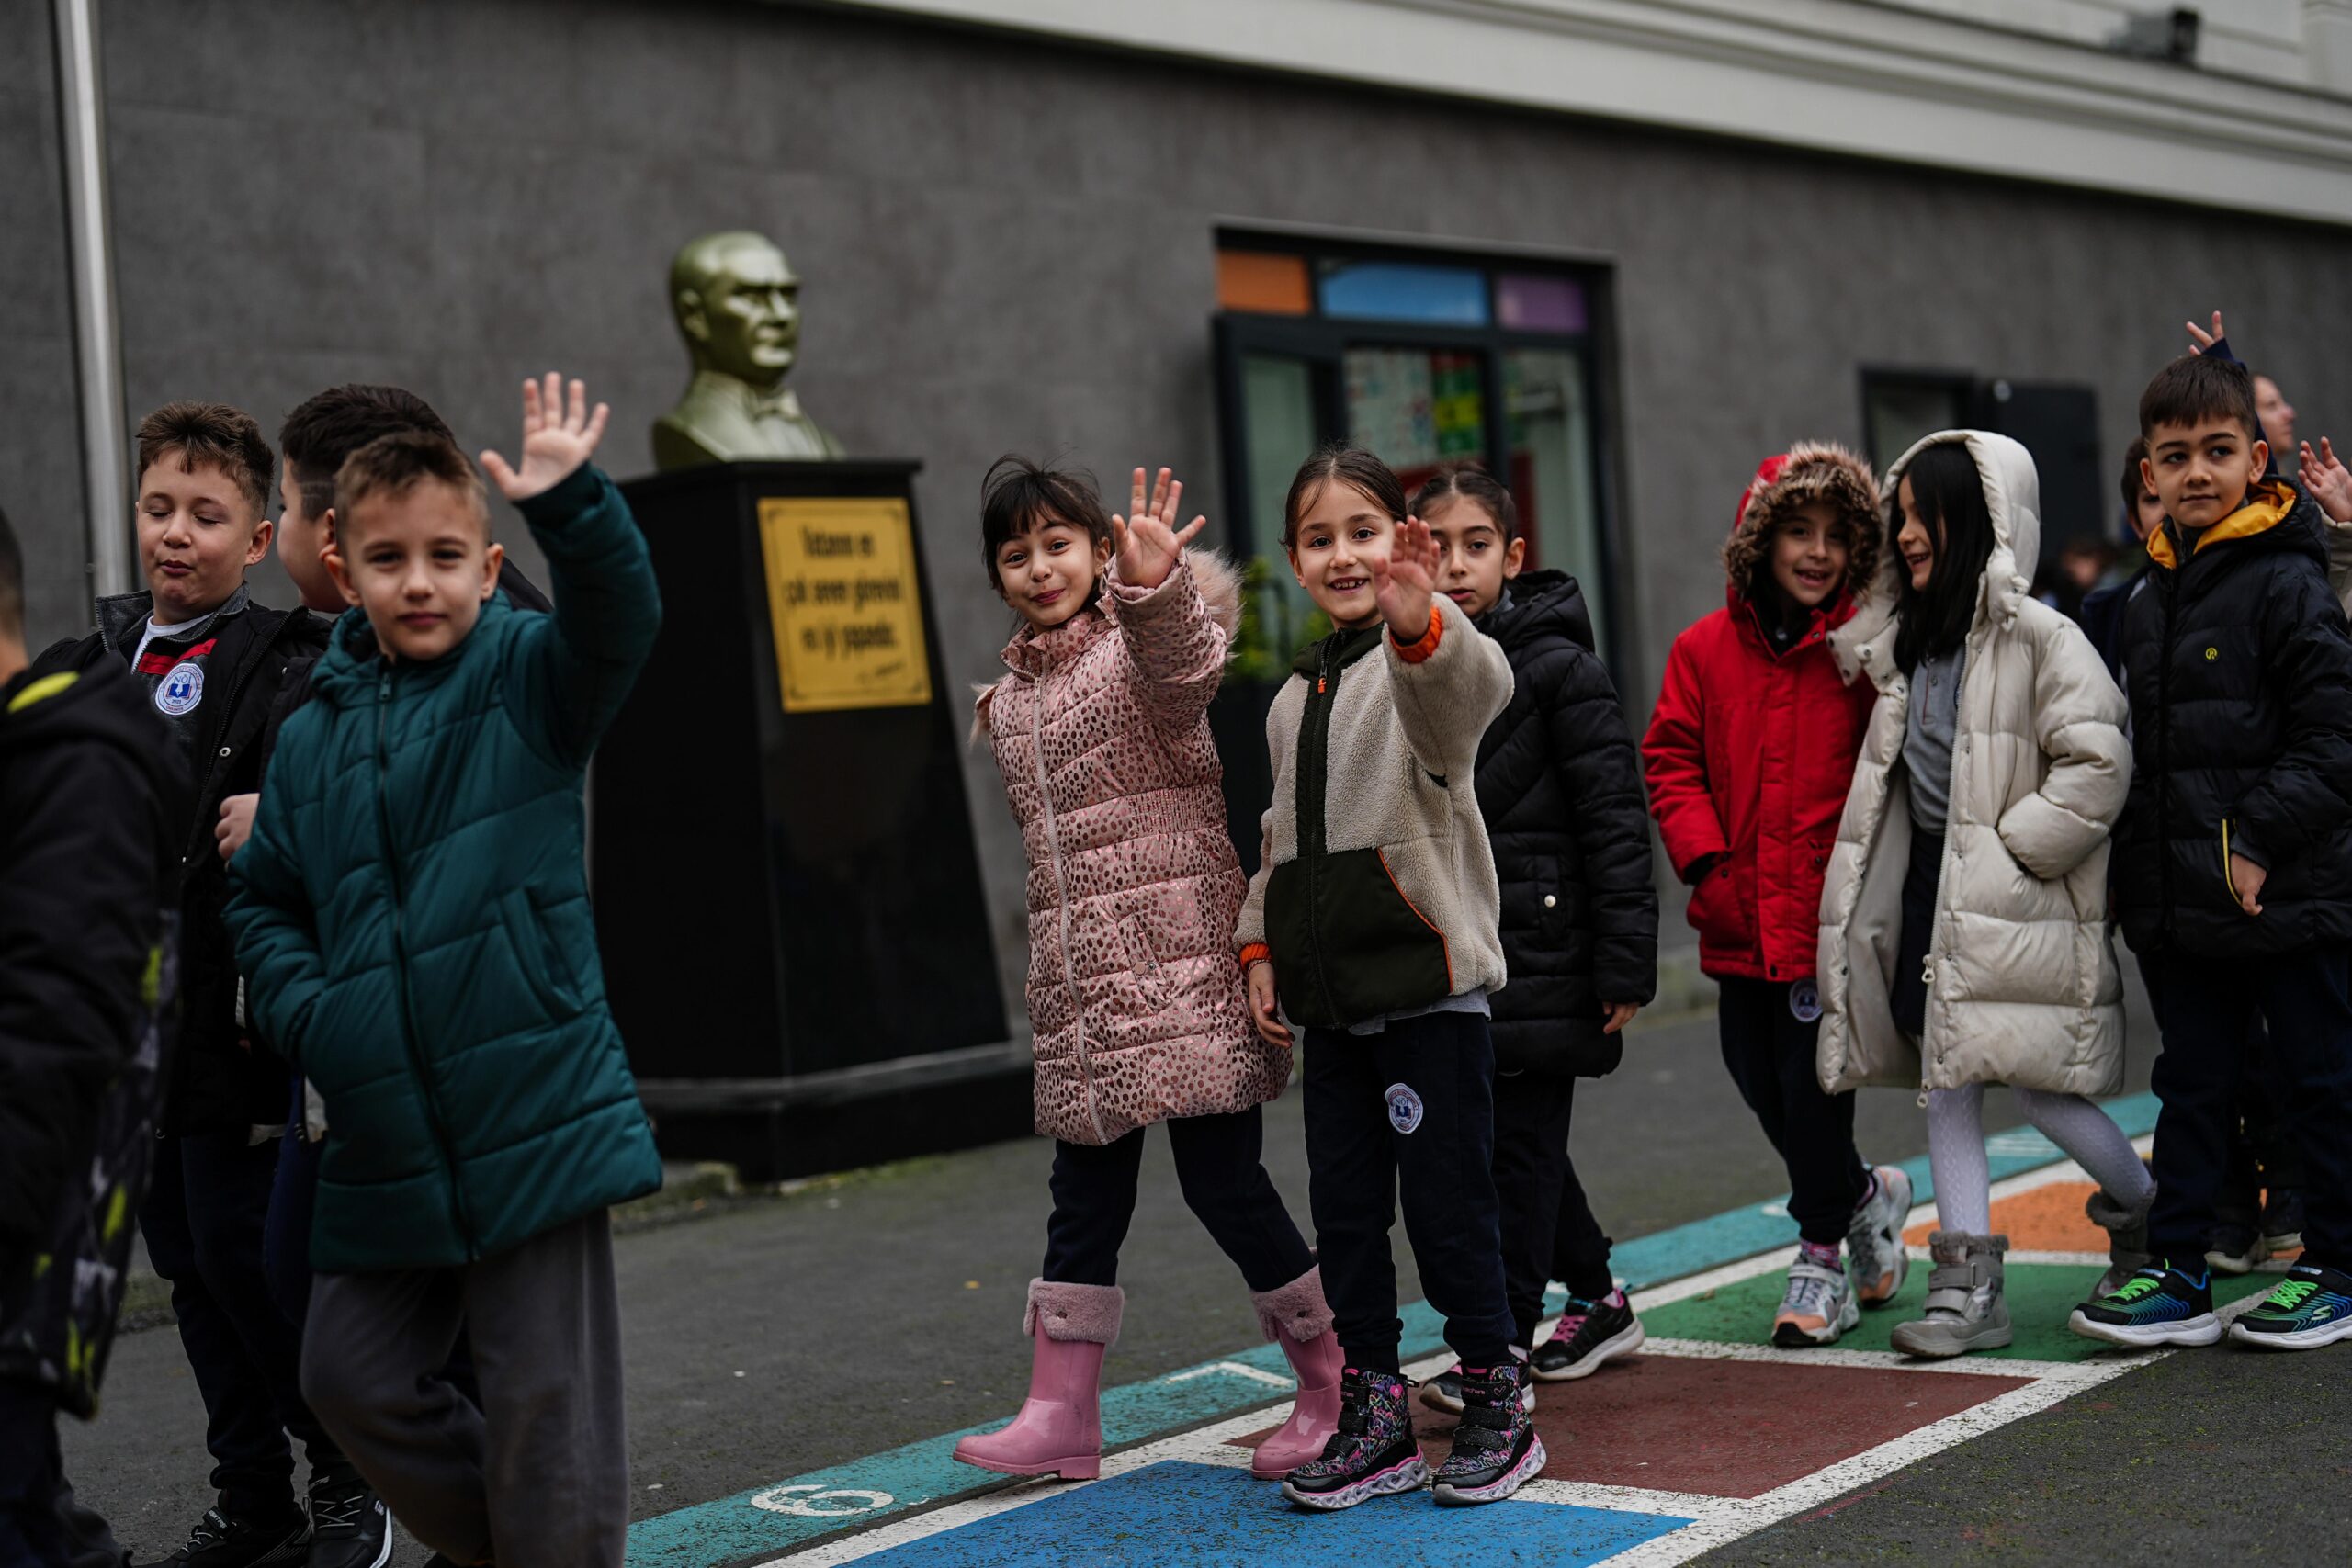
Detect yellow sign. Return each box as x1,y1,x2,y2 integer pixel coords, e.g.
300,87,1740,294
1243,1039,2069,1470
756,496,933,714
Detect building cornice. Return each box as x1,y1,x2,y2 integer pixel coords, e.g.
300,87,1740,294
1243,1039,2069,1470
824,0,2352,225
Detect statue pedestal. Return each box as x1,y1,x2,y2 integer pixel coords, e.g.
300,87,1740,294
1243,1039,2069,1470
594,460,1014,1180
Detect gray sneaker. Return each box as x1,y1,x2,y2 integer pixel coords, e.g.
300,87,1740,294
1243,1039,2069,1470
1889,1231,2012,1359
2085,1185,2155,1297
1845,1164,1914,1308
1771,1250,1859,1347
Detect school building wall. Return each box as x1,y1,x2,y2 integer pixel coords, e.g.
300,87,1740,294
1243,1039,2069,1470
8,0,2352,1010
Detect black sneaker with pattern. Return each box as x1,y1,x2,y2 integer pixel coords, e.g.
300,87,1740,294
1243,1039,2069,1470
162,1501,309,1568
1530,1292,1645,1382
1281,1367,1429,1512
1431,1360,1546,1506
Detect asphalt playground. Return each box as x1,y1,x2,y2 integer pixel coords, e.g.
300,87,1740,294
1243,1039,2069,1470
64,959,2352,1563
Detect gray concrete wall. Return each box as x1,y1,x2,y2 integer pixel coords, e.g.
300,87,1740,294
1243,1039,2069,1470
8,0,2352,1005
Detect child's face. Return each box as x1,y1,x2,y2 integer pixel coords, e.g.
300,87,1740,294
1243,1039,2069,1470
327,481,503,662
2144,418,2268,532
1422,497,1523,620
1768,500,1850,609
277,464,346,614
2129,482,2166,544
136,456,271,623
1894,477,1942,592
995,515,1107,631
1288,481,1395,629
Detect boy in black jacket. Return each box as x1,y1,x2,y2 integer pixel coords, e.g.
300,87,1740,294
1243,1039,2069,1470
0,503,187,1564
1413,467,1658,1408
2076,353,2352,1353
34,405,356,1562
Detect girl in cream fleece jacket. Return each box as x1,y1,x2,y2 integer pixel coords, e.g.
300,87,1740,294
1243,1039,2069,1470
1241,446,1543,1514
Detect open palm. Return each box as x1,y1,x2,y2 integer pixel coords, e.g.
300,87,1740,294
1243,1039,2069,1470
2302,438,2352,525
482,372,610,501
1373,514,1439,640
1111,467,1206,592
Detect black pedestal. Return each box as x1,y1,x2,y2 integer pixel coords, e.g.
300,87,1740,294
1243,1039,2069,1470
594,461,1012,1180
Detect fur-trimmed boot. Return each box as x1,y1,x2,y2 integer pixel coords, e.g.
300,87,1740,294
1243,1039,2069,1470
952,1280,1123,1480
1888,1232,2011,1359
1248,1265,1343,1479
2086,1184,2156,1297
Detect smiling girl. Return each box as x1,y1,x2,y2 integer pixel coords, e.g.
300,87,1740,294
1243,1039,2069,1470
961,457,1338,1487
1237,446,1542,1511
1643,444,1914,1350
1817,432,2146,1359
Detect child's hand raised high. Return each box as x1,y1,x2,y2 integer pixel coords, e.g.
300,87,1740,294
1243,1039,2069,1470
1111,467,1207,592
1372,514,1439,643
481,372,611,502
2301,438,2352,525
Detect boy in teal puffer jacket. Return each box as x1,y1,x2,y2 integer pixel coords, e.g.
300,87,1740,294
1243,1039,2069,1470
224,375,660,1568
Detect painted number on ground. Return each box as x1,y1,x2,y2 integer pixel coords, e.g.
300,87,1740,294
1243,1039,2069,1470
752,1485,896,1517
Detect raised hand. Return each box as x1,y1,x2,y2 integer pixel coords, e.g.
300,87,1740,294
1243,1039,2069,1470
2302,438,2352,525
1372,513,1438,642
1110,466,1206,592
481,372,610,502
2186,310,2226,355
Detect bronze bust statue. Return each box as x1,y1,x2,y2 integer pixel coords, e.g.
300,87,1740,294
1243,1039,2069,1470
654,231,845,468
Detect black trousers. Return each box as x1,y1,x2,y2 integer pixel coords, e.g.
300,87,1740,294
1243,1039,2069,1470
1493,1070,1614,1349
141,1133,339,1517
2138,977,2304,1224
0,1384,64,1568
1043,1103,1313,1294
1717,976,1868,1247
2147,950,2352,1269
1302,1010,1516,1371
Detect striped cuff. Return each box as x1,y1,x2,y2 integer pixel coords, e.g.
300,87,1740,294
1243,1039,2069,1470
1391,605,1442,663
1238,942,1272,972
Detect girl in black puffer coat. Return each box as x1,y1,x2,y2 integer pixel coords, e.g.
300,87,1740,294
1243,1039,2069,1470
1413,467,1658,1410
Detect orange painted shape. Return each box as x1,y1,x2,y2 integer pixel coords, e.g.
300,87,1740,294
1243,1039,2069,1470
1216,251,1311,314
1904,1179,2111,1252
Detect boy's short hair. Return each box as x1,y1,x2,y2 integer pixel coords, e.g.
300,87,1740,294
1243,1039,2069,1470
1411,462,1521,540
334,432,491,540
280,385,453,523
2119,435,2150,516
0,502,21,640
2139,353,2263,443
136,402,273,518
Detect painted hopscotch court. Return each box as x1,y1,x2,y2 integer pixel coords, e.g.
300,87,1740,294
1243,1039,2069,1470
628,1092,2289,1567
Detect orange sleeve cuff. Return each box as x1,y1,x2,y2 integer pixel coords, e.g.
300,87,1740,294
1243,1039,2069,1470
1238,942,1272,971
1392,605,1442,663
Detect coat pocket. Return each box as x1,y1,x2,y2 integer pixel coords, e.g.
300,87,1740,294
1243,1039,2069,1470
501,889,580,1020
1264,847,1453,1030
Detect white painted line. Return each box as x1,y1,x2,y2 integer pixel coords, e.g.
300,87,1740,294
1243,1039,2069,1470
1512,1478,1743,1520
1164,1360,1295,1388
1635,1337,2117,1385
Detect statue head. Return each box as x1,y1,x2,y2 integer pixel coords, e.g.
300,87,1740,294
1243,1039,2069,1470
670,231,802,388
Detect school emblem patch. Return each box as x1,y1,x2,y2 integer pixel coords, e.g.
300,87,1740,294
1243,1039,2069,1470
155,661,204,716
1789,979,1822,1023
1385,1083,1425,1135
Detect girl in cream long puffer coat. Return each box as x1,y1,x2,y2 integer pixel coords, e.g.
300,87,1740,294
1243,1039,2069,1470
1816,431,2154,1359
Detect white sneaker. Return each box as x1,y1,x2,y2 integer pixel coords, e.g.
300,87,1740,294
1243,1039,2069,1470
1773,1251,1859,1348
1845,1165,1913,1308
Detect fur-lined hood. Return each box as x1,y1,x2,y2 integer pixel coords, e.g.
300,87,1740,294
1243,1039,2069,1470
1721,442,1883,618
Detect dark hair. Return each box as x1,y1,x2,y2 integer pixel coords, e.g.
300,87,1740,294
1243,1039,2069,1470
1283,444,1406,548
2118,435,2151,520
0,502,20,639
979,456,1113,599
334,431,489,540
1411,462,1519,539
280,385,453,524
1893,442,1999,674
2140,353,2262,444
135,401,273,518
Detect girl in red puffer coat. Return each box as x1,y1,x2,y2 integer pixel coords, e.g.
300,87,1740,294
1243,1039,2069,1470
956,458,1337,1488
1641,442,1913,1350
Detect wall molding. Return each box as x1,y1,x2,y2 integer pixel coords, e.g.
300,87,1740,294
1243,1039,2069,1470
823,0,2352,225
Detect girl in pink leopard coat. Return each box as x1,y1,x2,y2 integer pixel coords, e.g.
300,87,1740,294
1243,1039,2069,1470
955,457,1340,1486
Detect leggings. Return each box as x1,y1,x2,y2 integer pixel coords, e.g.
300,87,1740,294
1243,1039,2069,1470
1926,1082,2152,1236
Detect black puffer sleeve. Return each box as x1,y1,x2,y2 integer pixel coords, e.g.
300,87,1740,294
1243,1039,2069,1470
1539,643,1659,1007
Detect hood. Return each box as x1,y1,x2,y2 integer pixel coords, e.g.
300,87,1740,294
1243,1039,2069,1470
2143,478,2324,576
1722,442,1882,613
1476,569,1595,654
1833,429,2038,690
0,656,183,805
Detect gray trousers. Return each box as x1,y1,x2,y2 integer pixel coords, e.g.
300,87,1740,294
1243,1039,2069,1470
300,1210,626,1568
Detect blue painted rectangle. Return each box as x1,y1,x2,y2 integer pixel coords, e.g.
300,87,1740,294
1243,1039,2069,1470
856,1461,1691,1565
1318,261,1489,325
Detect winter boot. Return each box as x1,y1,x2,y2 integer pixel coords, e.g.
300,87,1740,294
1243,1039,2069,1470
1430,1360,1546,1506
1889,1232,2011,1359
1248,1266,1344,1480
952,1279,1122,1480
1281,1368,1427,1511
2086,1186,2156,1297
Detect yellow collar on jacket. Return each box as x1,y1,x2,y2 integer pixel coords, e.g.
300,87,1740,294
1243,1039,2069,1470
2146,479,2296,569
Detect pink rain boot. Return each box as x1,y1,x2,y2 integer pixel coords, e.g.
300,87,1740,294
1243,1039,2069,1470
952,1280,1122,1481
1248,1265,1343,1479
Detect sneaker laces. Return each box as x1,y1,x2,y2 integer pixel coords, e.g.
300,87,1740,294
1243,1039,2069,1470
311,1486,370,1532
1783,1261,1843,1320
2106,1271,2165,1304
179,1510,233,1552
1549,1304,1591,1343
2259,1277,2320,1312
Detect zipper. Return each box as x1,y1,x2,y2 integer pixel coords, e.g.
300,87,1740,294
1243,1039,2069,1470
375,669,477,1254
2155,541,2179,939
1029,679,1107,1144
1298,639,1342,1025
182,627,270,859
